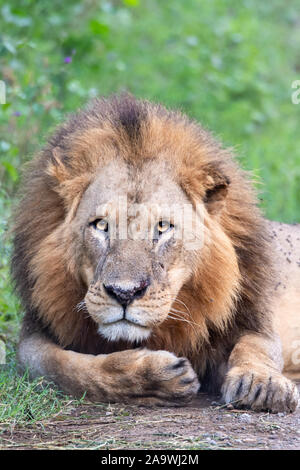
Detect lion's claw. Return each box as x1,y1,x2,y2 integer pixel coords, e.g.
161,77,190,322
221,366,299,413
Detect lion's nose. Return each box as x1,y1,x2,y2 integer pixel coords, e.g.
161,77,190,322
103,279,150,307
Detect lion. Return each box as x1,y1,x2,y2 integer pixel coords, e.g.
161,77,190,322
12,94,300,412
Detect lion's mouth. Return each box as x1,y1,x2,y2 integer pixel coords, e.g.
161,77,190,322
102,318,149,329
98,317,151,343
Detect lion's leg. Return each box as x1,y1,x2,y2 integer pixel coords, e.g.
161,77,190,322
17,330,199,406
221,333,299,412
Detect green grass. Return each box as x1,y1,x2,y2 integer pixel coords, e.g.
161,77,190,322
0,356,79,426
0,0,300,430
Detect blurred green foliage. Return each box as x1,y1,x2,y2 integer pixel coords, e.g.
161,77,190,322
1,0,300,219
0,0,300,340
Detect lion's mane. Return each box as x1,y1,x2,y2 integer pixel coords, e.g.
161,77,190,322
12,95,273,392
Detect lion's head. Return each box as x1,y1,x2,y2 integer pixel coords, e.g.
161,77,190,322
76,157,200,343
12,95,271,366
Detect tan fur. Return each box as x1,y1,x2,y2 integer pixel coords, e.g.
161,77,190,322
13,95,299,412
268,221,300,381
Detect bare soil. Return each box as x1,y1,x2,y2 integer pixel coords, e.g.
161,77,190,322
1,385,300,450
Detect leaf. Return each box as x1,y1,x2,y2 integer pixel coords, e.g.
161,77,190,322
123,0,140,6
89,19,109,36
2,161,19,182
3,40,16,55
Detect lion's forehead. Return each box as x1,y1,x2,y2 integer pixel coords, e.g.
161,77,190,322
76,159,191,222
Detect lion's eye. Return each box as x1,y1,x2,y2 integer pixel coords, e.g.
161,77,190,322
94,219,108,232
157,220,174,235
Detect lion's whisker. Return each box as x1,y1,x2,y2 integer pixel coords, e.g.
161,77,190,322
169,312,196,325
163,294,193,318
76,300,88,313
167,314,198,335
171,305,193,320
170,307,195,323
169,309,201,328
168,310,200,333
172,298,191,313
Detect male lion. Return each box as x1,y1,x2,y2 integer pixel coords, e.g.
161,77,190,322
12,95,300,412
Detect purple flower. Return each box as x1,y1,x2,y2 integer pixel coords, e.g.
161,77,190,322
13,111,21,117
64,56,72,64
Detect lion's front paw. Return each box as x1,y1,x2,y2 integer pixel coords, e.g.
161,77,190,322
221,366,299,413
101,348,200,406
138,350,200,406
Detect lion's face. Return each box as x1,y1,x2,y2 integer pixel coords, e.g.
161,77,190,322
73,159,201,343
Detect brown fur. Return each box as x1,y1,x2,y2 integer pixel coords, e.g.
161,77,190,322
13,94,299,411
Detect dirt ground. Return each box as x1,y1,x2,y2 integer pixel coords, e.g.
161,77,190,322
1,385,300,450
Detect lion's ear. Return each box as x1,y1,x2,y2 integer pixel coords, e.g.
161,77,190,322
47,147,70,183
47,146,91,212
203,166,230,214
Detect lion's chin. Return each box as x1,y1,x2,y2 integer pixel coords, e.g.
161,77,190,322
97,320,151,343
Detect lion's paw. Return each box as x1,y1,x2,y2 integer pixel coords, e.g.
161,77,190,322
101,348,200,406
139,350,200,405
221,366,299,413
